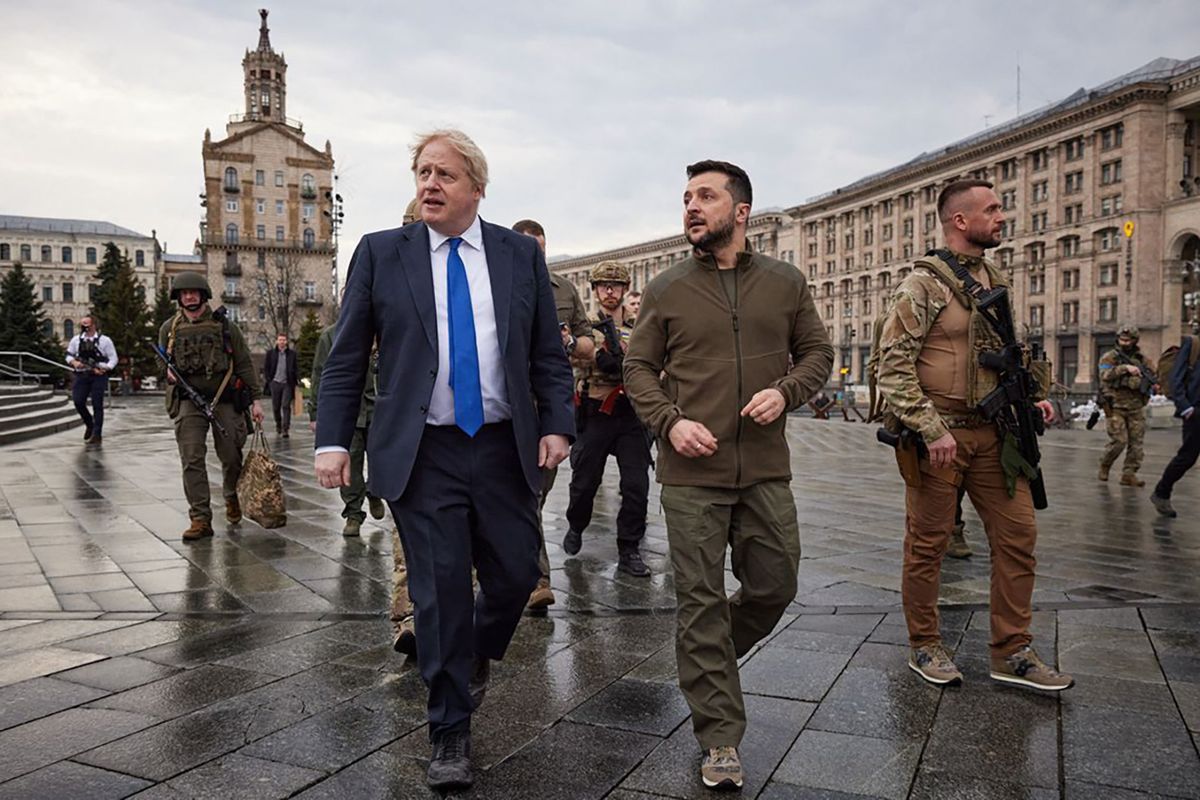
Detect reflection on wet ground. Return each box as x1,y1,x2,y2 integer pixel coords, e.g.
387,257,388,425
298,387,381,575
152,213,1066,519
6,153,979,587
0,397,1196,797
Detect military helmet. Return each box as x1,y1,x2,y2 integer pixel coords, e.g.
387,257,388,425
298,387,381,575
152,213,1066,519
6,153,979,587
170,271,212,302
589,261,631,285
402,198,420,225
1117,324,1140,340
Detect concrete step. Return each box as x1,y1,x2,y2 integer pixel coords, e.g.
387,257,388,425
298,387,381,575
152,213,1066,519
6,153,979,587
0,386,53,408
0,390,84,446
0,413,84,446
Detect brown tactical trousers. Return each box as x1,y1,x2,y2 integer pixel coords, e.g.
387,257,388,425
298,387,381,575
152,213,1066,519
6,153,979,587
903,425,1037,657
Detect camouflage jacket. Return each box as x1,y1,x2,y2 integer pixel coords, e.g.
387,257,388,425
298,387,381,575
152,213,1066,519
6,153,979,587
308,324,376,428
1098,347,1153,411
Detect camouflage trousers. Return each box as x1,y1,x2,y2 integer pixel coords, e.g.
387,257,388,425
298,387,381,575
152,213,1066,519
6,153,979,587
1101,407,1146,475
170,400,248,522
390,528,411,626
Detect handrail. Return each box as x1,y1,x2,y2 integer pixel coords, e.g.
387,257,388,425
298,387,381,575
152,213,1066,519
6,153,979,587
0,351,71,386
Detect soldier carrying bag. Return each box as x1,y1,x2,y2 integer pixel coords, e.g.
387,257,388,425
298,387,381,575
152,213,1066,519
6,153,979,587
236,423,288,529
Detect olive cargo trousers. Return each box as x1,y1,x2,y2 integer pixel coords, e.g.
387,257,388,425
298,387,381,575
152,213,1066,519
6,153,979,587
660,480,801,749
903,425,1037,657
171,400,248,522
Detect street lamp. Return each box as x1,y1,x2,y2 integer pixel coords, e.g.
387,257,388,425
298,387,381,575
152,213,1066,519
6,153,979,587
323,175,344,303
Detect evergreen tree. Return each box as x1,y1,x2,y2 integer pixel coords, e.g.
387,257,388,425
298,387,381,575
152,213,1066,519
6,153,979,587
93,254,155,380
296,308,322,388
91,242,125,322
0,262,63,367
153,282,175,332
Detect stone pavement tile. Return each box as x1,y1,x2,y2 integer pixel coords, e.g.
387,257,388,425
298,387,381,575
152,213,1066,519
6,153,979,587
909,770,1058,799
301,575,390,613
786,612,884,636
0,676,108,732
88,588,157,613
0,572,50,591
772,730,922,800
0,706,160,783
76,663,385,782
1061,673,1179,717
846,642,910,673
758,785,879,800
1157,652,1200,683
739,647,851,702
125,566,212,596
1058,640,1167,684
1063,703,1200,797
1141,606,1200,632
1172,680,1200,733
769,627,868,654
88,664,277,718
215,625,383,678
130,619,332,667
386,708,543,772
236,587,338,614
0,760,152,800
147,588,248,613
806,666,940,740
469,720,659,800
624,644,678,685
60,618,232,657
54,656,183,693
1057,606,1145,630
290,751,437,800
242,674,429,773
140,753,324,800
0,584,60,612
0,646,109,688
607,792,671,800
266,555,352,582
1063,781,1181,799
48,572,137,594
620,694,814,799
0,618,137,655
566,677,691,736
920,686,1058,789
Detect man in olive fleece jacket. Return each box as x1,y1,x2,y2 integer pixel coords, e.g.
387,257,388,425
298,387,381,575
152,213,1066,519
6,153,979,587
624,160,833,791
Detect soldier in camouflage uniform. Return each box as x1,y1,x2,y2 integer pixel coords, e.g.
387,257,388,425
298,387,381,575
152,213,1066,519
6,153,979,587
1097,325,1154,487
513,219,595,607
565,260,653,577
875,180,1072,692
159,272,264,541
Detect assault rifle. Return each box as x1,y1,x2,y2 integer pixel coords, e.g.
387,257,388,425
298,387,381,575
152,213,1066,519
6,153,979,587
1115,351,1156,397
594,315,624,375
152,344,226,436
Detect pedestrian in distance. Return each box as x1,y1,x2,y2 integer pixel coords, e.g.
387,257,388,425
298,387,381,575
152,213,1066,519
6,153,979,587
65,314,117,446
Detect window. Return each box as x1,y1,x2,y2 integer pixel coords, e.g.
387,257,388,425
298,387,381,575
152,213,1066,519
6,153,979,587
63,319,74,340
304,281,316,301
303,228,315,249
1064,203,1083,224
825,261,835,275
1061,300,1079,325
1029,274,1045,294
1000,159,1018,181
1064,137,1084,161
880,272,892,288
256,224,266,240
276,226,285,242
226,199,238,212
88,284,97,301
902,218,913,238
842,302,853,318
1064,171,1083,194
824,304,833,320
882,247,893,263
0,243,7,260
882,199,894,216
20,244,31,261
274,170,284,187
924,211,936,232
1060,236,1080,257
225,278,239,295
1099,297,1118,322
863,227,874,246
807,222,818,237
41,320,53,338
1031,149,1049,171
303,203,315,221
255,170,265,186
301,174,316,197
275,199,284,215
1100,195,1123,217
42,285,53,301
1030,211,1048,232
41,245,51,262
1099,228,1120,251
842,257,852,271
863,297,872,314
808,264,817,280
998,248,1014,268
1030,305,1044,327
1001,189,1017,210
1032,180,1048,202
257,251,266,268
863,252,874,267
844,232,854,250
901,193,914,210
1062,269,1080,290
923,185,938,203
256,199,265,214
1099,263,1118,286
226,223,239,244
62,246,72,264
902,243,913,259
1027,242,1045,263
862,206,874,222
257,305,267,321
1100,122,1124,150
1000,219,1012,239
924,237,936,252
1101,159,1123,185
62,282,73,303
882,223,893,241
808,242,818,258
224,166,238,191
135,250,144,267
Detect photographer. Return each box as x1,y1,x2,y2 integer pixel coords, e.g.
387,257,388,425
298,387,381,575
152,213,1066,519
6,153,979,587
65,315,118,445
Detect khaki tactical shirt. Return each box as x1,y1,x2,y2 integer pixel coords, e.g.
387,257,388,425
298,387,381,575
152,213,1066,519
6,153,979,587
1098,347,1153,411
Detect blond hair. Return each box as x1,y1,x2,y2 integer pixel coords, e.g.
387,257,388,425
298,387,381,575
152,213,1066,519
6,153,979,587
410,129,489,195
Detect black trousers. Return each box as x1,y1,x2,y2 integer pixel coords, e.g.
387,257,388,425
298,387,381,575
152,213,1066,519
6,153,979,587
388,421,540,740
269,381,293,431
1155,413,1200,499
72,372,106,435
566,395,651,553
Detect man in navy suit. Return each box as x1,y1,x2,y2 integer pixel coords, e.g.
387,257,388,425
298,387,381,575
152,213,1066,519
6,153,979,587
314,129,574,791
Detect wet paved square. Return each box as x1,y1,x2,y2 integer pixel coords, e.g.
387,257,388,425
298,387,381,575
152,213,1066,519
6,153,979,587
0,396,1197,797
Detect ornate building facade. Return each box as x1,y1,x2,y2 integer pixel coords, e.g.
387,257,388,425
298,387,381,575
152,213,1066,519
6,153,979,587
200,9,336,348
554,56,1200,392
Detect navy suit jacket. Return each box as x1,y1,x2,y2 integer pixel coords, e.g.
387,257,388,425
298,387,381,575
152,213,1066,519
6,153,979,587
315,219,576,499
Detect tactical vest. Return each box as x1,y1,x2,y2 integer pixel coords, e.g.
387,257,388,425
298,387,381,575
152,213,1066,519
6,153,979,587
167,312,231,385
78,337,100,363
583,316,635,395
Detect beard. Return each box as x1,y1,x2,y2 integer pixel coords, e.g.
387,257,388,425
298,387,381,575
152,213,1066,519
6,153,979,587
687,210,736,252
967,228,1002,250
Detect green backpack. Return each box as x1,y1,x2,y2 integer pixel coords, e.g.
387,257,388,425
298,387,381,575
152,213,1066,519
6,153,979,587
1157,335,1199,399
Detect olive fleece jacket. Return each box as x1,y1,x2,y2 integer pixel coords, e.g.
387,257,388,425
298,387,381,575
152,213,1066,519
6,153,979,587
624,248,833,488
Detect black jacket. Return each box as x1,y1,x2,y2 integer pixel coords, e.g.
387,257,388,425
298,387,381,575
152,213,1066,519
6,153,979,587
263,346,299,389
1171,336,1200,416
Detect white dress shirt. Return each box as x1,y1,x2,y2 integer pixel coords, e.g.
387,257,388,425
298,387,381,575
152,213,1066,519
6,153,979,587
65,333,118,372
426,215,510,426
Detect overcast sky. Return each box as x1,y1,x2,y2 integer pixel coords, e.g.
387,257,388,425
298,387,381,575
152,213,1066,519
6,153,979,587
2,0,1197,264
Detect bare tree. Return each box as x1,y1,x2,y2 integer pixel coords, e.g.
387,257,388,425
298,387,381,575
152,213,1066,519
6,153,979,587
250,251,310,340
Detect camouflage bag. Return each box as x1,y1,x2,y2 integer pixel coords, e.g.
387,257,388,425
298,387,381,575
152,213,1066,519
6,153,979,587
236,424,287,529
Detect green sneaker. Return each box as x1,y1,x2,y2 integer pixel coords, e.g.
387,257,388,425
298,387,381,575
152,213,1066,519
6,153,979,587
908,643,963,686
990,646,1074,691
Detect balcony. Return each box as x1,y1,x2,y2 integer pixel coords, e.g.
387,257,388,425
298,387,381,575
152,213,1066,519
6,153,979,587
296,297,324,307
221,291,244,304
229,112,304,131
202,234,333,254
223,183,240,194
222,262,242,277
300,187,318,200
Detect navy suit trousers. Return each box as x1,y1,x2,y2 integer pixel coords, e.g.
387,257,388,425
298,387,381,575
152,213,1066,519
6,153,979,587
72,372,106,435
388,421,540,739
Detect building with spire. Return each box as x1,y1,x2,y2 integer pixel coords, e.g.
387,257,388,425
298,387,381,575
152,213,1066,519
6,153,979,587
200,8,336,347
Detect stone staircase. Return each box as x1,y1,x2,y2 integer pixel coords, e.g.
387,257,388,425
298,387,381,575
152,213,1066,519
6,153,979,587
0,382,83,446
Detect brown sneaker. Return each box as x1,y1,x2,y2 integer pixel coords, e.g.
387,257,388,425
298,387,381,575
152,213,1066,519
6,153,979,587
392,616,417,657
182,519,214,541
1097,463,1110,481
1120,473,1145,487
945,523,972,559
908,643,963,686
700,746,743,791
990,646,1074,691
368,496,386,520
225,496,242,524
527,582,556,609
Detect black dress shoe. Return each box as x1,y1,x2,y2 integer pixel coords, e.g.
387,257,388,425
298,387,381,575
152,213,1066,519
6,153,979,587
469,656,490,710
618,550,651,578
86,435,103,446
563,528,582,556
83,424,93,441
427,731,472,790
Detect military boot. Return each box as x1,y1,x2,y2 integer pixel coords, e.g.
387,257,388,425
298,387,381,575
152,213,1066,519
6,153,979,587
182,519,214,542
343,517,363,537
1120,473,1145,488
1097,463,1110,482
945,523,972,559
225,496,242,524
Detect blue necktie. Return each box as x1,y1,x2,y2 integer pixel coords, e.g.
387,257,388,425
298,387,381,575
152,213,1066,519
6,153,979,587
446,237,484,436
